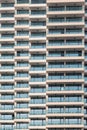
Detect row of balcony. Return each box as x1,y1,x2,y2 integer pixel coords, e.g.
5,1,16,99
0,86,84,93
0,75,83,81
0,42,83,50
0,118,83,125
0,105,83,111
0,18,83,28
0,121,83,130
0,28,83,35
0,109,83,116
0,95,82,102
0,54,84,60
0,9,84,19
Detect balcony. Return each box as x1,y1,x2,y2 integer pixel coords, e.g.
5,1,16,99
1,13,14,18
47,75,84,83
0,55,14,59
30,77,46,85
30,100,46,104
47,29,84,38
0,96,14,103
15,83,29,91
30,10,46,19
30,0,46,8
47,18,84,27
30,32,46,41
47,39,83,50
47,107,82,114
31,0,46,4
48,28,82,35
0,127,14,130
30,110,46,115
0,46,14,53
47,118,82,126
30,43,46,52
0,35,14,42
47,3,84,16
1,3,14,7
15,11,29,19
15,0,29,8
47,85,82,92
0,3,14,11
47,62,83,72
30,87,46,95
1,104,13,109
15,41,29,50
15,125,28,130
15,104,29,109
17,0,29,4
0,23,14,32
30,121,46,126
15,23,29,30
16,115,28,119
15,31,29,40
15,73,29,81
29,99,46,107
30,65,46,70
30,55,46,63
15,94,29,102
30,21,46,30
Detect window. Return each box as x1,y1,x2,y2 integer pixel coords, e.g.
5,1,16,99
16,82,28,88
49,6,65,11
48,95,64,102
30,97,46,104
31,10,46,15
17,0,29,4
48,107,64,113
48,118,64,125
30,108,46,115
30,119,46,126
31,0,46,4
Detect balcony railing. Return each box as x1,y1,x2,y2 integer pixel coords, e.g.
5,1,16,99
30,110,46,115
0,76,14,79
30,66,46,71
17,10,29,14
16,94,28,98
0,56,14,59
30,122,46,126
48,75,82,80
1,24,14,28
31,10,46,15
48,86,82,91
48,40,82,46
1,85,14,90
1,106,14,110
30,99,46,104
1,45,14,49
30,77,46,82
1,14,14,17
16,85,28,88
30,88,46,93
0,96,14,100
17,0,29,4
49,6,83,11
31,0,46,4
31,21,46,26
30,56,46,60
17,20,29,25
1,3,14,7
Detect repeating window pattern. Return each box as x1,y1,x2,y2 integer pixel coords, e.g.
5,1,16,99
0,0,86,130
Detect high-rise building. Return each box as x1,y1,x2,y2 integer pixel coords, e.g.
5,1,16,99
0,0,87,129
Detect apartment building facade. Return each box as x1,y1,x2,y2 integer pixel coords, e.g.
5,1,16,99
0,0,86,129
